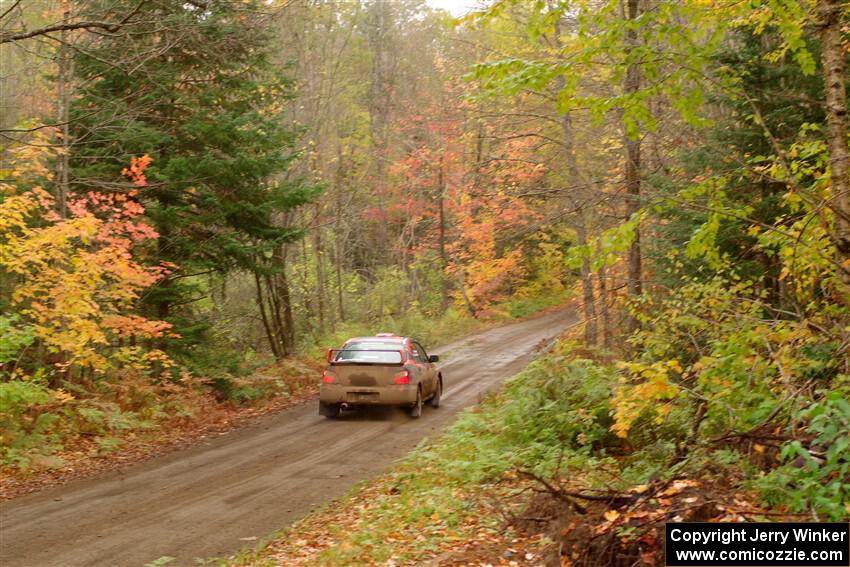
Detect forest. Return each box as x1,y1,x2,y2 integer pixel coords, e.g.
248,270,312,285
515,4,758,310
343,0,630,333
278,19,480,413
1,0,848,564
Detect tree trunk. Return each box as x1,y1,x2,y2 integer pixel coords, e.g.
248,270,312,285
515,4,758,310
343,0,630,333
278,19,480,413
438,156,450,311
299,233,313,330
817,0,850,289
553,20,597,344
55,5,71,218
596,240,613,351
334,232,345,323
558,103,597,345
274,245,296,356
623,0,643,331
458,271,476,317
313,203,326,334
255,270,282,360
334,144,346,323
265,272,286,358
154,234,173,328
575,211,598,345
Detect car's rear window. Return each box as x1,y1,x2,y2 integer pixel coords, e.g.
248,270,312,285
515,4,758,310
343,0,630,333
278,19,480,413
334,341,404,364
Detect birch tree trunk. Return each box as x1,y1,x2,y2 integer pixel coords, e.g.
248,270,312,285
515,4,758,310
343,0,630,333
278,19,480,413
817,0,850,289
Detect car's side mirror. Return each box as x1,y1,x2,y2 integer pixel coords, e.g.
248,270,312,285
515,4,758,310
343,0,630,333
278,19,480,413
428,355,439,363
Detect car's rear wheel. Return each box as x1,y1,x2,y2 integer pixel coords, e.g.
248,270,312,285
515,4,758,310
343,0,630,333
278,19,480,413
428,377,442,408
409,386,423,418
319,401,341,419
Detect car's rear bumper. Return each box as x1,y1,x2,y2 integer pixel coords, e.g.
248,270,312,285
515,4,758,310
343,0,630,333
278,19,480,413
319,383,418,405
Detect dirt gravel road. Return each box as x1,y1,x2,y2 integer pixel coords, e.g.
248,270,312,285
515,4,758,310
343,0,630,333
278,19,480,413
0,309,575,567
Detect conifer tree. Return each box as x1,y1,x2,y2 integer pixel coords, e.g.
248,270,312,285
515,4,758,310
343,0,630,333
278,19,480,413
68,0,319,345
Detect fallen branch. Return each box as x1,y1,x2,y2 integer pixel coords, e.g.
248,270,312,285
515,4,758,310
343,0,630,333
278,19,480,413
518,470,589,514
517,469,638,511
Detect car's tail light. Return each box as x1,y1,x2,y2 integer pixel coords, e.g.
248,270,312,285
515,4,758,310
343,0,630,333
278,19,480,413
322,372,335,383
393,370,411,384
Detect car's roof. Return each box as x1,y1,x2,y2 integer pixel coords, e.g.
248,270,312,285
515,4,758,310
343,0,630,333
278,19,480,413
346,334,407,344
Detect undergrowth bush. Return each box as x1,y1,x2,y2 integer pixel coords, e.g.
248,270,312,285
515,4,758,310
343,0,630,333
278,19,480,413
0,373,166,469
503,291,566,319
367,319,849,540
612,265,849,520
0,378,63,469
755,391,850,521
413,351,620,485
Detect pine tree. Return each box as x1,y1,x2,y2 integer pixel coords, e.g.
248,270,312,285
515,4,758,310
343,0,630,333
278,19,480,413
68,0,319,346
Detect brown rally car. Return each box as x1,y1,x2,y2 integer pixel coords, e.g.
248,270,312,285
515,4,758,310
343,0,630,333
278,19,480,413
318,333,443,418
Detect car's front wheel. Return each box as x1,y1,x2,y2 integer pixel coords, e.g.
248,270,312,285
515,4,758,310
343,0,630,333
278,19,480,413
409,386,423,418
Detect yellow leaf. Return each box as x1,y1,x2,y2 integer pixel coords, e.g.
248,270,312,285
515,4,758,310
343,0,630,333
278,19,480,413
52,389,75,404
603,510,620,522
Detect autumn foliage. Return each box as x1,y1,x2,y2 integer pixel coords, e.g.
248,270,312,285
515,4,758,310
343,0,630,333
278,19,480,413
1,142,172,375
380,94,549,316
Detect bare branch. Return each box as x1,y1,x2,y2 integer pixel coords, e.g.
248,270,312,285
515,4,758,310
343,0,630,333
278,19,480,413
0,0,23,23
0,1,145,45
